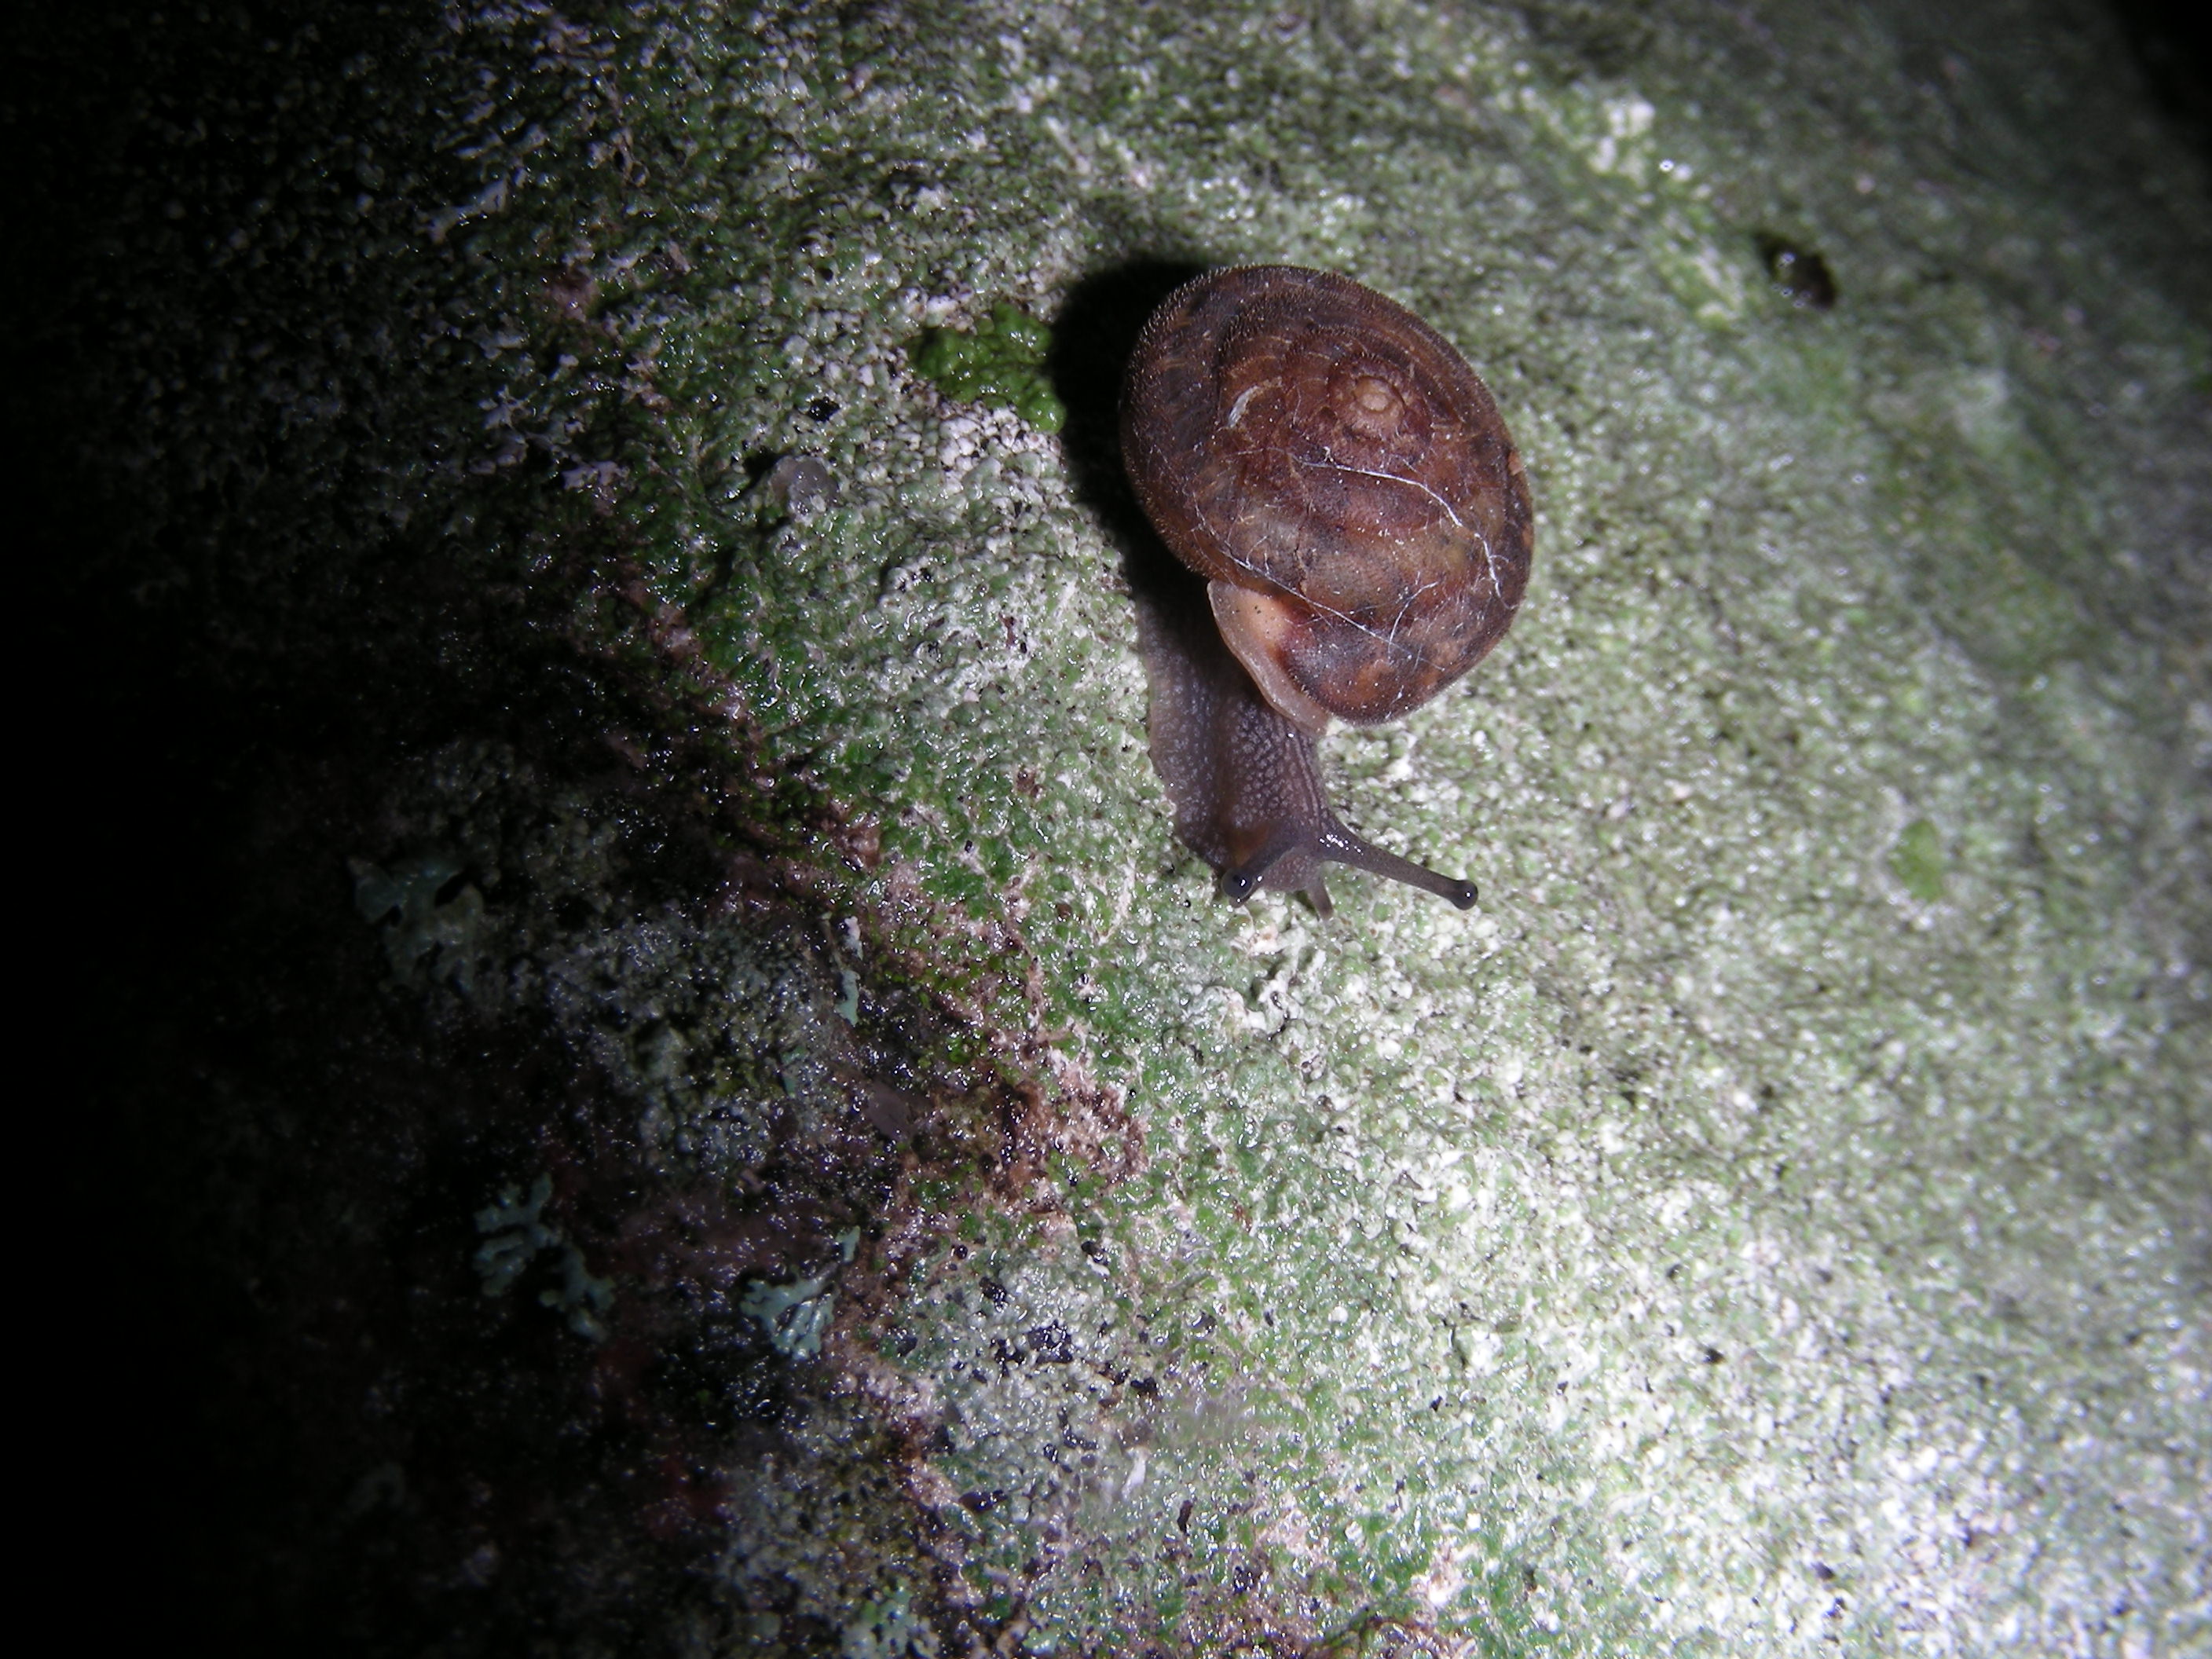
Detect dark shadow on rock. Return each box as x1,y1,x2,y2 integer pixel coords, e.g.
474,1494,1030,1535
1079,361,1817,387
1046,257,1282,906
2108,0,2212,163
1046,257,1207,553
1045,256,1225,662
1044,257,1222,851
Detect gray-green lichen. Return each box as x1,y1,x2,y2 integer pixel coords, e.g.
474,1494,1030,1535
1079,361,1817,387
738,1270,838,1358
475,1173,617,1340
353,855,492,992
69,0,2210,1653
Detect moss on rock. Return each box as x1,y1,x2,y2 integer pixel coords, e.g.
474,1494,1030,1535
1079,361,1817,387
910,301,1067,432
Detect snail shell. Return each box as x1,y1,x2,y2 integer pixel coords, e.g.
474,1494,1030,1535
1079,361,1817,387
1122,265,1532,735
1121,266,1533,914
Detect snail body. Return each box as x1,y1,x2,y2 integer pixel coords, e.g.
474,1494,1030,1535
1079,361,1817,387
1121,266,1533,916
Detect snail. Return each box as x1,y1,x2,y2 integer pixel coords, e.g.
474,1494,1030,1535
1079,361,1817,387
1120,266,1533,917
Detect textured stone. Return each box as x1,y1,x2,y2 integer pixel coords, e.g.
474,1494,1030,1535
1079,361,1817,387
47,2,2207,1654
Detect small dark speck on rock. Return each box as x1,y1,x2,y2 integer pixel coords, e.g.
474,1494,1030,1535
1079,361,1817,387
1759,233,1837,309
1027,1322,1075,1363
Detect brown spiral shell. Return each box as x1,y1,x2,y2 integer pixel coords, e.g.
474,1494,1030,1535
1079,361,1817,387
1121,266,1533,733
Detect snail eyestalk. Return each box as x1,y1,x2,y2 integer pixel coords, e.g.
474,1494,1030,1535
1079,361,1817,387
1315,821,1478,910
1213,818,1471,916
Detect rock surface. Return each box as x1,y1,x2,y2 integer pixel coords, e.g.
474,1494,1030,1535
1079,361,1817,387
39,2,2208,1654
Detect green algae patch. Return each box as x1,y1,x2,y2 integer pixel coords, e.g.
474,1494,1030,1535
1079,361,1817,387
1889,817,1946,903
910,301,1066,431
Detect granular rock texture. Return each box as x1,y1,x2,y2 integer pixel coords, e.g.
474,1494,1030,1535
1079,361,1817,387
36,2,2207,1654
